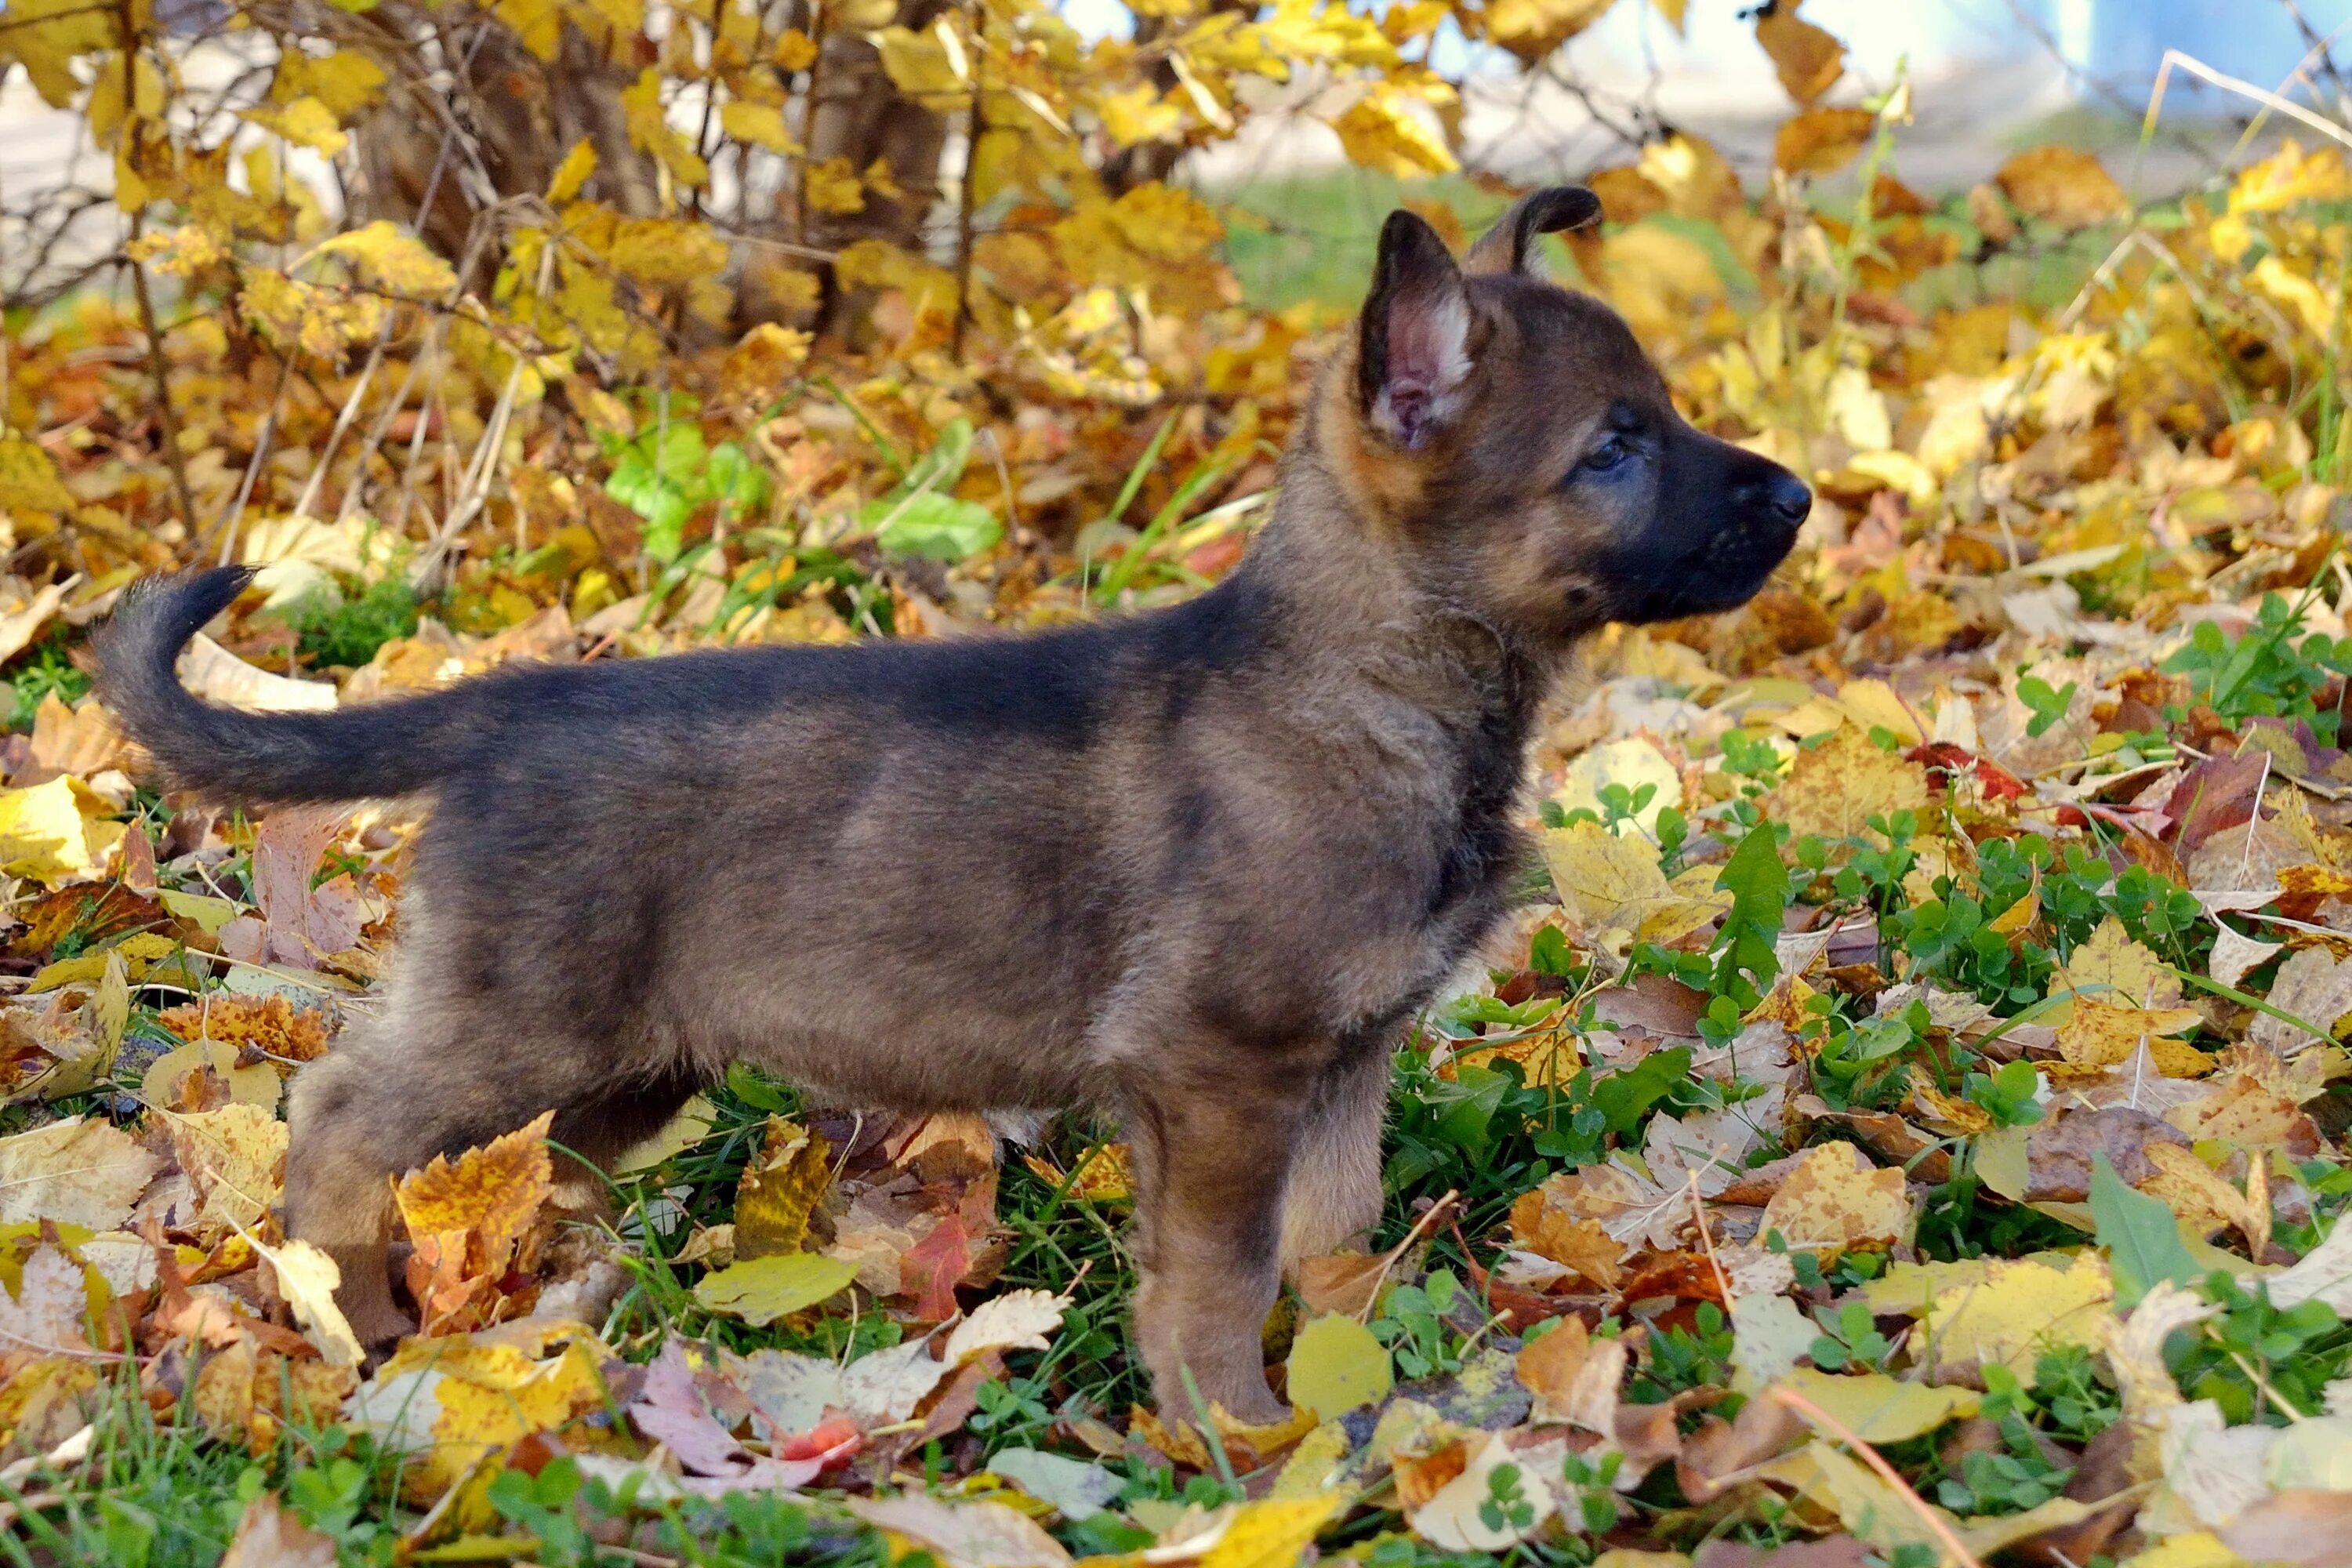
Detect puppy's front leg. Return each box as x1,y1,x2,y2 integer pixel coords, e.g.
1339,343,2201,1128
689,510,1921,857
1124,1067,1309,1428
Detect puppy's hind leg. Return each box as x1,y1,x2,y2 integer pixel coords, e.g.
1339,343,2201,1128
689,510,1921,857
284,999,659,1356
1279,1046,1391,1272
281,1042,416,1354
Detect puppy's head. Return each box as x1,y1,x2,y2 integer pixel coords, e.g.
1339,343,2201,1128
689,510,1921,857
1323,188,1808,644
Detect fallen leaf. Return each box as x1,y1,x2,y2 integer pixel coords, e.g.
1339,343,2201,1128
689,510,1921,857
844,1493,1072,1568
1286,1311,1392,1419
1756,1142,1911,1261
395,1109,555,1333
1406,1429,1557,1552
989,1446,1121,1520
0,1116,158,1230
2250,945,2352,1054
170,1104,288,1237
0,776,125,887
219,1490,336,1568
176,635,336,713
695,1251,858,1326
248,1232,365,1367
1916,1254,2114,1377
734,1117,833,1259
1780,1367,1979,1443
1765,726,1929,845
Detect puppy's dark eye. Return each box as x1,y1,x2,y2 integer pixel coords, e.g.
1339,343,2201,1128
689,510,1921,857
1581,435,1629,474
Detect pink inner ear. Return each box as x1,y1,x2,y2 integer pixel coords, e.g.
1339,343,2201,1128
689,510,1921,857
1380,285,1468,450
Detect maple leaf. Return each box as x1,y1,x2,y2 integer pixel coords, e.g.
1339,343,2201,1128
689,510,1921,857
394,1109,556,1332
732,1117,833,1260
1764,725,1930,845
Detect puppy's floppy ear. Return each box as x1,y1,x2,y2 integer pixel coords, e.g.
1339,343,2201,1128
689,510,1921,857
1359,209,1473,452
1463,186,1601,278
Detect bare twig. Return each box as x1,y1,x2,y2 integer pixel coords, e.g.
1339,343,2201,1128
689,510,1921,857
1770,1382,1987,1568
116,0,199,541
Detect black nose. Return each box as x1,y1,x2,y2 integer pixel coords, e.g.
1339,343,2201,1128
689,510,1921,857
1740,465,1806,526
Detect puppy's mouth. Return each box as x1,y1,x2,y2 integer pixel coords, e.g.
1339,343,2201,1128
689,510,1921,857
1616,512,1800,622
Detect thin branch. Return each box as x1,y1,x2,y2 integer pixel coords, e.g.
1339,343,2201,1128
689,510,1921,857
117,0,200,542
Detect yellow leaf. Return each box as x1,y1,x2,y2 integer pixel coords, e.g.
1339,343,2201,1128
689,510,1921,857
142,1040,281,1113
394,1109,555,1283
1098,83,1183,148
312,220,459,299
1484,0,1614,63
1996,146,2129,230
1773,107,1875,176
2054,996,2208,1073
0,0,116,107
1327,84,1456,179
1286,1312,1392,1419
351,1324,615,1505
2250,255,2340,339
0,776,123,886
622,67,709,187
1919,1255,2113,1377
1758,1142,1912,1261
604,217,732,287
239,271,386,360
2228,138,2352,215
2057,915,2182,1011
695,1251,858,1324
249,1233,365,1367
803,155,866,216
733,1118,832,1260
718,321,812,408
0,1116,158,1230
1200,1494,1346,1568
1765,726,1931,844
0,432,74,514
172,1104,289,1236
1780,1367,1979,1443
1755,5,1843,103
2139,1145,2267,1249
241,96,350,156
720,100,798,153
873,21,967,106
1541,819,1673,949
546,138,597,204
773,27,818,70
125,223,227,278
273,49,387,118
1246,0,1398,71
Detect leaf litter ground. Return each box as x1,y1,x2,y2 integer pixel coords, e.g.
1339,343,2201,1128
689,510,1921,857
11,60,2352,1568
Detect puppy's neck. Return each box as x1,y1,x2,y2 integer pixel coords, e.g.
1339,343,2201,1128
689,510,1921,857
1232,395,1556,735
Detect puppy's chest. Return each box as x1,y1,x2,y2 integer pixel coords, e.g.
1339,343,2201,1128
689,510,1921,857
1338,700,1534,1002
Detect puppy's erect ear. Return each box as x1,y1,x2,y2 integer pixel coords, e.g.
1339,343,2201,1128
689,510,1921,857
1463,186,1601,278
1359,209,1472,452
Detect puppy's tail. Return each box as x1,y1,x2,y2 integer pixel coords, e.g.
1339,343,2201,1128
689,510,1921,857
96,568,479,802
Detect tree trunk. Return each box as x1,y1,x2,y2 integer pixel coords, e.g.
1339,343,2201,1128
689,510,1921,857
800,0,953,339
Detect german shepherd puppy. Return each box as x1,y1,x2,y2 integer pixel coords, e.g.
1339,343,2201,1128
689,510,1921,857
99,187,1806,1424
